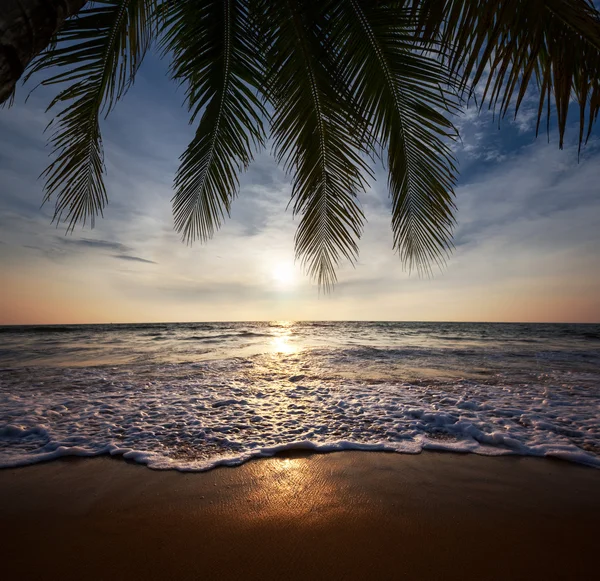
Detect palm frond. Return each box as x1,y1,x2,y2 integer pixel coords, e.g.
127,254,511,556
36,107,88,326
25,0,159,229
163,0,266,243
0,86,15,108
414,0,600,149
329,0,459,273
258,0,372,289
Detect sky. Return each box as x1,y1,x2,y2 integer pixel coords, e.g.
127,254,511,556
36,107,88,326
1,52,599,324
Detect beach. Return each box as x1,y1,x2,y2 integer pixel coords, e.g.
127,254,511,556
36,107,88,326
2,322,599,579
2,451,600,580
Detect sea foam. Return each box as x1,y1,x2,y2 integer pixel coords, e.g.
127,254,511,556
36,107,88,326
1,345,599,470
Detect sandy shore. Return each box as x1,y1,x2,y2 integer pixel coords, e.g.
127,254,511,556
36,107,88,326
1,452,599,580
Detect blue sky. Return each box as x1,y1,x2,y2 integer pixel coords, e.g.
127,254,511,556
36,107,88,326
1,52,599,324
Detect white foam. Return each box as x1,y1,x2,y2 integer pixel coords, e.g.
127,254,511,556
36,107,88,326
1,350,599,471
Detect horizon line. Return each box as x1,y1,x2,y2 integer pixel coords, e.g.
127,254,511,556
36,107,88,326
1,319,598,326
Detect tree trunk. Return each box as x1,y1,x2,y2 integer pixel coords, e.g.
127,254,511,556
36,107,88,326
0,0,86,104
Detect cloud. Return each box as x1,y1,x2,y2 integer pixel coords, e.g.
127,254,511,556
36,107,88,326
453,139,600,250
57,237,131,253
113,254,157,264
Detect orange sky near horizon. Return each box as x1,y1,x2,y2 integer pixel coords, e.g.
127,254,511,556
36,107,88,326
3,264,599,325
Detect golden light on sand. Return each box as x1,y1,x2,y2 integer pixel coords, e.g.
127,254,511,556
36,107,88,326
240,456,344,524
271,263,296,288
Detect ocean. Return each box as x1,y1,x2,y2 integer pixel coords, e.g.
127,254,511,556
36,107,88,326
1,321,599,469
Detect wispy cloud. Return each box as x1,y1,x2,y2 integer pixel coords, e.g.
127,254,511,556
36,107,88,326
58,237,131,253
113,254,156,264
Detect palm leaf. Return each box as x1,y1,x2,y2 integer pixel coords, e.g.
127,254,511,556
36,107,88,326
11,0,600,290
414,0,600,149
257,0,373,289
328,0,460,272
25,0,158,229
162,0,266,243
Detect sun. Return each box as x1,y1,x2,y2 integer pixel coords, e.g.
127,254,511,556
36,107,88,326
272,263,296,288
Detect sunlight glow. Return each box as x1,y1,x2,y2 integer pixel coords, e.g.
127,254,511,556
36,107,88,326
271,335,297,354
271,263,296,288
268,323,299,354
241,457,339,524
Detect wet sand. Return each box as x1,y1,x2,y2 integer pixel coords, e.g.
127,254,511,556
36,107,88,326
1,451,599,580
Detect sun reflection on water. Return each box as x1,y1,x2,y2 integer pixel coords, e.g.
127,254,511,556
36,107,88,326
271,320,293,328
271,334,298,354
270,322,299,355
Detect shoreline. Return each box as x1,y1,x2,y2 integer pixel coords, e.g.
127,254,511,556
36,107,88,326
2,443,600,472
2,438,600,471
2,451,600,580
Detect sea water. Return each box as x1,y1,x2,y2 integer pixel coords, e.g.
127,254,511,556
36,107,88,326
1,321,599,470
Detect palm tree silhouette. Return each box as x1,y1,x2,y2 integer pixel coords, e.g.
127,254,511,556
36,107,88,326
1,0,599,288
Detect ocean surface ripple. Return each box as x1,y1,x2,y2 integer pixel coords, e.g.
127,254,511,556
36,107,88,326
1,321,599,470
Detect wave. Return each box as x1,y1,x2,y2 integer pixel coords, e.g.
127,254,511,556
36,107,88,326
26,326,80,334
1,358,598,472
582,332,600,341
1,436,598,472
180,331,270,341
